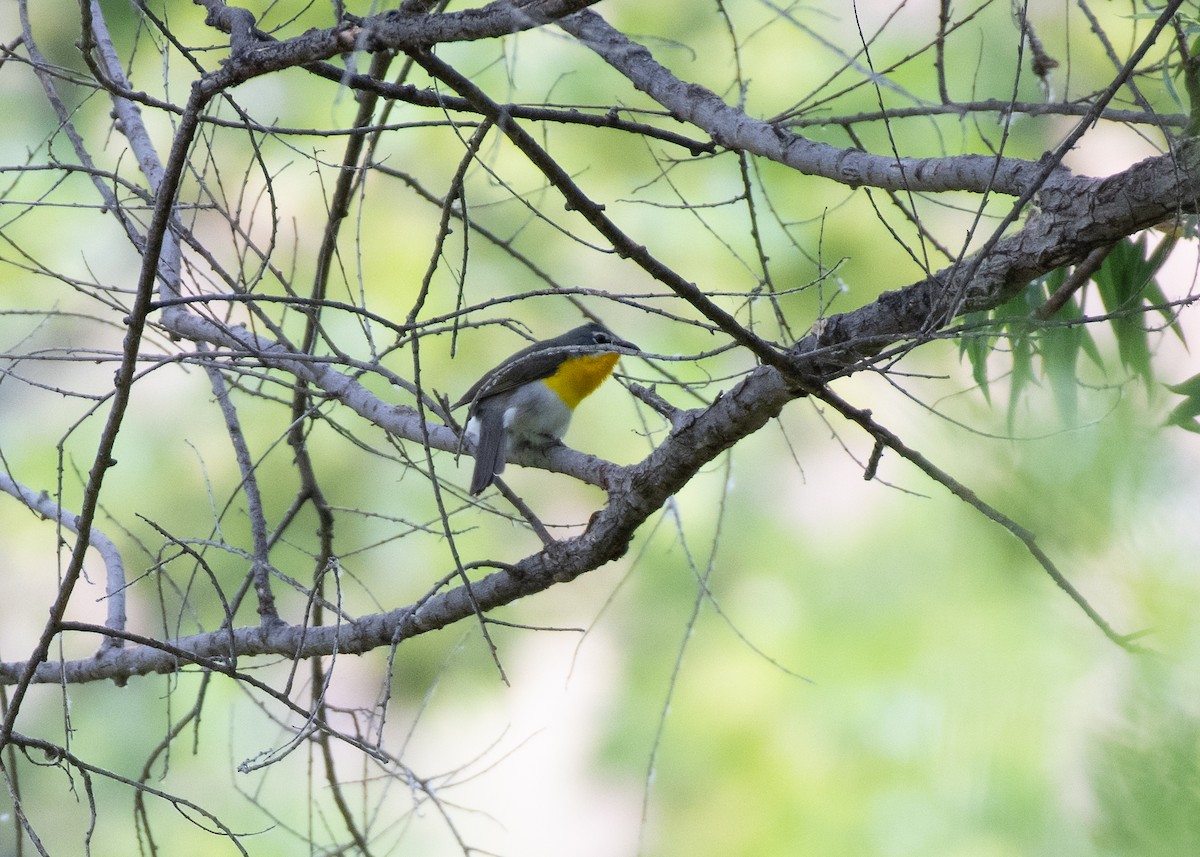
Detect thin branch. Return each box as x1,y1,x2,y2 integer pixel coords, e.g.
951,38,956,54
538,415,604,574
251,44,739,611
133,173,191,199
1035,244,1115,320
9,732,250,855
936,0,952,103
203,355,280,625
781,99,1187,130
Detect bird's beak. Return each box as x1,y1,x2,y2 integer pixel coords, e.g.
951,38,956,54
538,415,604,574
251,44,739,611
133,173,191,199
613,335,639,352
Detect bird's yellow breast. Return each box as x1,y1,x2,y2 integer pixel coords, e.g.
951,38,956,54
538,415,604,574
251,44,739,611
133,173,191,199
542,353,620,408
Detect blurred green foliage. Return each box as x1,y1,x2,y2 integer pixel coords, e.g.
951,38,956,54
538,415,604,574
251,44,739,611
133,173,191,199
1091,665,1200,857
0,1,1199,856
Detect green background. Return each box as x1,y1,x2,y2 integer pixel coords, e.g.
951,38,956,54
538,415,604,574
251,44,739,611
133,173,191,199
0,1,1198,855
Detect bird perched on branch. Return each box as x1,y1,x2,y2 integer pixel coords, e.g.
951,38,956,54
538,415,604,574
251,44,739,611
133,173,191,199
455,322,639,495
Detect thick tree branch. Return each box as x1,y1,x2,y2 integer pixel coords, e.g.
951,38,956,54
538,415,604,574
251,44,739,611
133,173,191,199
558,9,1071,196
191,0,603,90
802,140,1200,370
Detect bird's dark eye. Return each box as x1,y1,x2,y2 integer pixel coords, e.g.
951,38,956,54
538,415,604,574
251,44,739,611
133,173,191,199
593,331,612,344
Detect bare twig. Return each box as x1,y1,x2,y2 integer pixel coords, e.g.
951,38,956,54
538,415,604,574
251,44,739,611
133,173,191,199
1035,244,1115,320
203,354,280,625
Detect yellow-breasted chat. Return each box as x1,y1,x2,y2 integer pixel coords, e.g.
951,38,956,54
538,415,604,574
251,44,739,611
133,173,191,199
455,322,638,495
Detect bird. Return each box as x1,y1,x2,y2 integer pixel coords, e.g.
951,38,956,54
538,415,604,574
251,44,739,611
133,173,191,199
454,322,638,495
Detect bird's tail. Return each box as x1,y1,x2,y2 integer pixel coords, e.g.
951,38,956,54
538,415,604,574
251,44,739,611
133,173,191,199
469,410,507,495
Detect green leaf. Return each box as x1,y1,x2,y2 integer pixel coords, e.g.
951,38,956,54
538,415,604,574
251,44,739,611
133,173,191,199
1162,58,1186,114
1142,230,1187,344
994,280,1041,321
959,311,994,403
1166,402,1200,433
1167,394,1200,421
1039,299,1086,425
1182,42,1200,137
1165,372,1200,433
1006,327,1035,433
1093,237,1154,387
1142,268,1187,346
1166,371,1200,398
1167,416,1200,434
1077,317,1105,371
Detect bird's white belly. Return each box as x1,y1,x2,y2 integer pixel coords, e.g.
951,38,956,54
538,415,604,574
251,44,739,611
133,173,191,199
464,381,573,447
505,381,573,441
